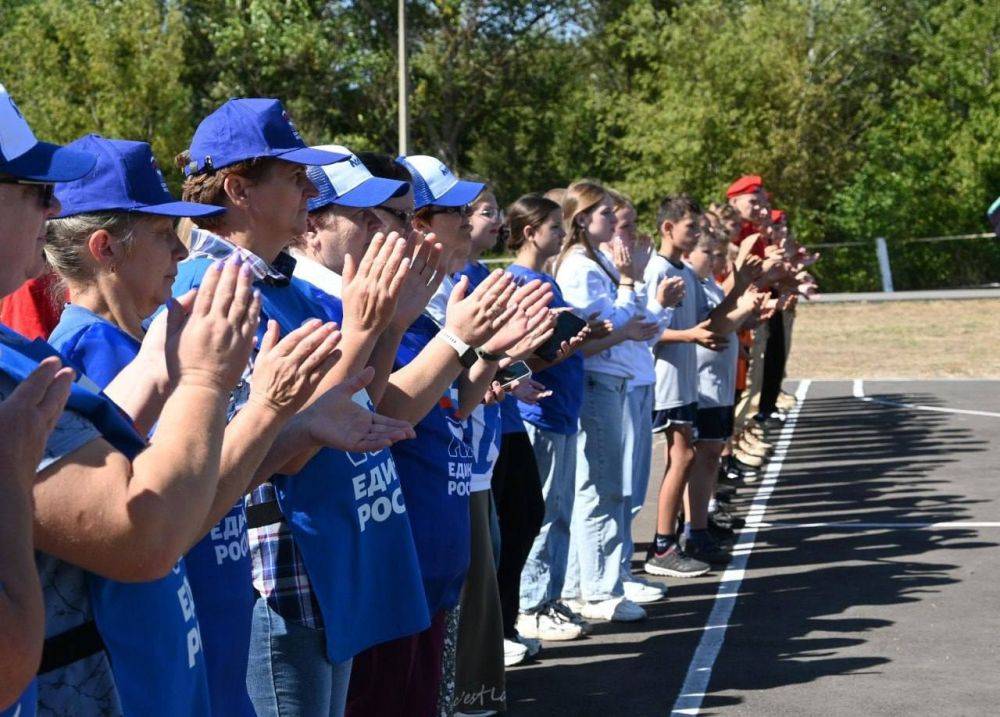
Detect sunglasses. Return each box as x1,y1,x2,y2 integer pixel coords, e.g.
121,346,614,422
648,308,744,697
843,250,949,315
0,177,57,209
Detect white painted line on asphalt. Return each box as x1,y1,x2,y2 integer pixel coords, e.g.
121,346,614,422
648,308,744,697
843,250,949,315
754,521,1000,529
852,378,1000,417
669,380,811,717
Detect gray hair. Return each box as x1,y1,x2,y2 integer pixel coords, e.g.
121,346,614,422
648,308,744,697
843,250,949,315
45,212,139,296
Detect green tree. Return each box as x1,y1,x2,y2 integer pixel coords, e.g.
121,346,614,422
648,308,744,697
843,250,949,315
0,0,193,178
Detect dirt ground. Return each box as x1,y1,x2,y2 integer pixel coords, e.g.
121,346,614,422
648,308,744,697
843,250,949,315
785,299,1000,379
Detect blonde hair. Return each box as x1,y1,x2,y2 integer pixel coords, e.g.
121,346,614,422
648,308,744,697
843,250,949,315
45,213,139,298
555,180,615,283
606,187,634,213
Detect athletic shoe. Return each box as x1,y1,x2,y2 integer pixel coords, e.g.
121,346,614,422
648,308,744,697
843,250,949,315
742,432,774,453
712,505,745,531
516,633,541,657
574,597,647,622
550,600,593,635
737,437,769,458
776,392,797,411
733,447,764,468
623,577,666,604
456,711,498,717
503,638,528,667
644,545,711,578
681,535,732,566
707,520,737,546
516,608,584,641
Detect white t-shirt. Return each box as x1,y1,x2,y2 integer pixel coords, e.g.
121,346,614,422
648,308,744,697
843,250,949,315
645,254,709,410
696,278,738,408
555,247,639,379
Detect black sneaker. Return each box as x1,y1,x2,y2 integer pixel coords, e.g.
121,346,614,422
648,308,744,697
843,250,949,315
708,521,736,547
681,535,732,566
644,545,711,578
712,505,745,530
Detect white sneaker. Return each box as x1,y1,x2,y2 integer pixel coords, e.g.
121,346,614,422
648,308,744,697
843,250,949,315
516,610,583,641
550,601,593,635
623,578,666,604
516,633,542,657
577,597,647,623
503,638,529,667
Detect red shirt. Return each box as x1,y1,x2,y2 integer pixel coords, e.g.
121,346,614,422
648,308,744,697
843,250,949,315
734,220,766,258
0,273,65,339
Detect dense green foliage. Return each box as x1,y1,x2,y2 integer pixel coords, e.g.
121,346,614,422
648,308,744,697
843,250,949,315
1,0,996,289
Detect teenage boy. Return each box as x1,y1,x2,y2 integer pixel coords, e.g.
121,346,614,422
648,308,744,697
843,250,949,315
643,195,758,577
684,231,763,560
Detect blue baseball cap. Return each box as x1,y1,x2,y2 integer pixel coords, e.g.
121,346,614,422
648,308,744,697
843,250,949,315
56,135,224,219
184,98,348,176
0,83,96,182
988,195,1000,237
395,155,485,210
307,145,408,212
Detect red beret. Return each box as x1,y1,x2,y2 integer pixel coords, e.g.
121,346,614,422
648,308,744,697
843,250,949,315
726,174,763,198
771,209,786,224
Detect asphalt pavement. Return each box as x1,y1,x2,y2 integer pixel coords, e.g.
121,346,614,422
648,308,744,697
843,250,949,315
505,379,1000,716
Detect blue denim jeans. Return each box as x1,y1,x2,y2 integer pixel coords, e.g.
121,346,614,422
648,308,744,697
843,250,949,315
563,371,629,603
621,383,654,577
246,597,353,717
519,423,578,612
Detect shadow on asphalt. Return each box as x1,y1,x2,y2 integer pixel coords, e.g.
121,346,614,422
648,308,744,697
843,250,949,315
507,391,996,717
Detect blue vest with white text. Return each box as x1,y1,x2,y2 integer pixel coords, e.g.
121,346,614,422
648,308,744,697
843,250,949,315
48,306,211,717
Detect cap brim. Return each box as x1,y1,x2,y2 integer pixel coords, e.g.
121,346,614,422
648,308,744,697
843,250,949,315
0,141,97,182
276,146,350,166
137,201,225,218
57,200,225,219
334,177,409,208
433,180,486,207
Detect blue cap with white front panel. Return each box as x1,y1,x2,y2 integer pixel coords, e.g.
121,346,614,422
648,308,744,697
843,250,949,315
307,144,408,211
394,154,484,210
0,83,96,182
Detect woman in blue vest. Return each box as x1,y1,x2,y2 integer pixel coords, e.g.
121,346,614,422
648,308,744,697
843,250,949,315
0,85,263,716
44,133,345,717
173,99,423,717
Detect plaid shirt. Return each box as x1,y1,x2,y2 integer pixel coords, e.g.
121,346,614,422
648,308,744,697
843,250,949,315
187,230,324,628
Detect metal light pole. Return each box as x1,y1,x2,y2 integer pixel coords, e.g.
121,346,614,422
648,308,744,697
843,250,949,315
397,0,409,156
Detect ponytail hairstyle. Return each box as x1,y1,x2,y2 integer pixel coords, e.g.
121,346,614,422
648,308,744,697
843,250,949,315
505,194,560,252
555,180,616,283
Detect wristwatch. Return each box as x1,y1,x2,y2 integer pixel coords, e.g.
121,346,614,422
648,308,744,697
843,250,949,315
476,348,506,363
437,329,479,368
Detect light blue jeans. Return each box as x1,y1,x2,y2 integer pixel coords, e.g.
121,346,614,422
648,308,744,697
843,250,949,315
519,424,578,613
621,383,654,577
246,597,353,717
563,371,629,603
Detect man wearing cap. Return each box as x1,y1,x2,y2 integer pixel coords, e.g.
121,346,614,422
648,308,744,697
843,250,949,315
173,99,423,717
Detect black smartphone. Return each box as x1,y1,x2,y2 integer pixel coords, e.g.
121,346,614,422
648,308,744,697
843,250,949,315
495,360,532,390
534,311,588,361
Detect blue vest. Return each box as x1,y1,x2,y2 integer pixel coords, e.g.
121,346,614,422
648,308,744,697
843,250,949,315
0,325,150,717
390,314,475,613
47,306,211,717
505,265,585,435
0,679,36,717
176,257,429,665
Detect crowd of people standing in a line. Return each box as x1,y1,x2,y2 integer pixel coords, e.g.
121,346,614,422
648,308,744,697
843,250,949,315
1,83,825,717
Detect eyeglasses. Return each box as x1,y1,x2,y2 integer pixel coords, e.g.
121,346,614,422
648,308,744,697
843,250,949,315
374,205,414,227
0,177,56,209
474,207,503,221
425,205,470,218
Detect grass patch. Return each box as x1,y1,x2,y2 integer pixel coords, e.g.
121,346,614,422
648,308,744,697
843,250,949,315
786,299,1000,379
